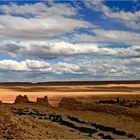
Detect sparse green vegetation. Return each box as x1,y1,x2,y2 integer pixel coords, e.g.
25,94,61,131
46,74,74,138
12,108,137,139
98,133,104,137
48,114,97,135
78,127,97,134
67,115,130,138
38,117,43,119
14,109,27,115
44,117,48,119
115,130,126,136
127,133,136,138
67,115,86,124
96,98,140,108
4,135,13,140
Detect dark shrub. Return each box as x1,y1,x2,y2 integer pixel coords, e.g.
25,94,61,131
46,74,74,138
95,124,105,131
91,123,106,131
15,109,26,115
4,135,13,140
67,116,86,124
49,114,62,122
127,133,136,138
108,100,115,104
91,122,126,136
24,110,29,113
115,130,126,136
104,127,116,133
78,127,97,134
117,98,120,103
98,100,105,104
44,117,48,119
11,107,17,110
41,113,47,116
108,127,116,133
70,130,75,132
59,120,77,129
88,133,93,137
98,133,104,137
120,100,126,105
28,111,34,115
91,122,97,127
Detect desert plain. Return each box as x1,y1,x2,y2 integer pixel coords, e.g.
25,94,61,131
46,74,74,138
0,81,140,139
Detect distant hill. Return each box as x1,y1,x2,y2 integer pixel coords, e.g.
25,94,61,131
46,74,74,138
0,80,140,86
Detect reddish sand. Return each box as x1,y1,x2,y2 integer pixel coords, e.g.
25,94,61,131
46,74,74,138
0,82,140,105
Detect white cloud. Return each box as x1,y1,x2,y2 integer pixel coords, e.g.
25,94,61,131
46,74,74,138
84,0,140,29
74,29,140,45
0,2,95,40
0,1,139,82
0,40,118,59
0,2,76,17
0,15,92,40
0,59,51,72
0,57,139,82
0,59,81,75
22,59,51,70
0,40,140,59
53,62,81,74
0,60,27,71
95,29,140,42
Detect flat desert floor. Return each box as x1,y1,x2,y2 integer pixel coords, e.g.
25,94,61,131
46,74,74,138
0,82,140,139
1,82,140,105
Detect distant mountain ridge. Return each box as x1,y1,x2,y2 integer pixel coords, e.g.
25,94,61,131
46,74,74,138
0,80,140,86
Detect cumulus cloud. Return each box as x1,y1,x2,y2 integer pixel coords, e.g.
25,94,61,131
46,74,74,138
0,59,81,75
75,29,140,44
95,29,140,43
0,40,140,59
0,40,118,59
0,2,76,17
0,2,94,40
0,15,92,40
0,58,139,82
0,59,50,72
84,0,140,29
0,1,139,82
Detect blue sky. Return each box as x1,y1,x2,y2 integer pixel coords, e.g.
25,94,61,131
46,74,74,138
0,0,140,82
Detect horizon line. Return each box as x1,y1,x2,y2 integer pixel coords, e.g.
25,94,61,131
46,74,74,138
0,80,140,85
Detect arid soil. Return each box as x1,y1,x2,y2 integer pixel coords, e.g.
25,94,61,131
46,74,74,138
1,82,140,104
0,81,140,139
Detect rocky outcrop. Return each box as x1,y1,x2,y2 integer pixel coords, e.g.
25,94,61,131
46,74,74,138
59,97,140,120
14,95,30,104
58,97,87,111
36,96,49,106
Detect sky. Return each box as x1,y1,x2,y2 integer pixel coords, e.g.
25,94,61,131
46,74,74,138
0,0,140,82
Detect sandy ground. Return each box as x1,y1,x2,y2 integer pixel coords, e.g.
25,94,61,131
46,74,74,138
1,102,139,139
58,109,140,138
0,83,140,139
0,83,140,105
